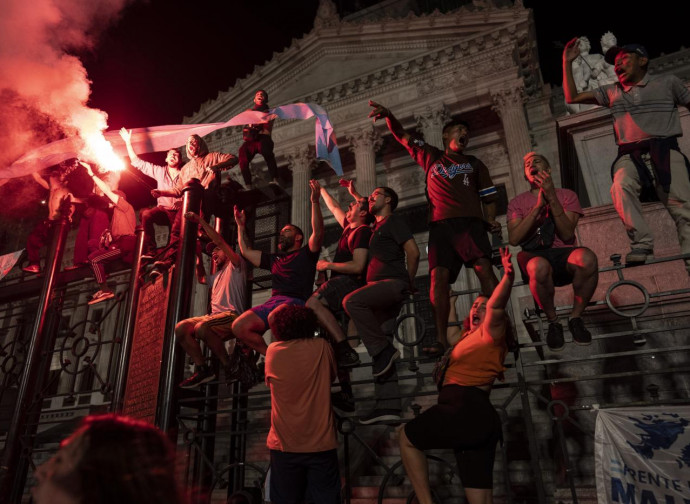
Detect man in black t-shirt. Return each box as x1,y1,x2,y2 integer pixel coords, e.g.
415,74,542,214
368,100,499,357
344,186,420,425
238,89,280,190
232,179,324,356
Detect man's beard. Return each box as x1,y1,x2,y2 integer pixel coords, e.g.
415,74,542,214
278,236,293,251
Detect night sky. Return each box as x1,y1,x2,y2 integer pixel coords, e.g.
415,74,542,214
80,0,687,131
0,0,685,223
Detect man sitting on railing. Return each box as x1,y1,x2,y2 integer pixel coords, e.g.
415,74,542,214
175,212,249,389
507,152,598,350
344,186,420,425
231,180,324,361
264,304,341,504
306,179,372,413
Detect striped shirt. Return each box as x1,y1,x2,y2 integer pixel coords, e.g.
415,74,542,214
593,73,690,145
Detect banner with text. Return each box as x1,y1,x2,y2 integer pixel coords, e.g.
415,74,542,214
595,406,690,504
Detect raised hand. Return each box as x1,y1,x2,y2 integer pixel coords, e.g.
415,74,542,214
500,247,514,277
119,127,132,144
234,205,246,227
309,179,321,202
367,100,390,121
563,37,581,63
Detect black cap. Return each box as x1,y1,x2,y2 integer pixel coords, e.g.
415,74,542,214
205,241,220,255
605,44,649,65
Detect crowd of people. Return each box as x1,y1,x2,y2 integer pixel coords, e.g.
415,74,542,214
25,38,690,503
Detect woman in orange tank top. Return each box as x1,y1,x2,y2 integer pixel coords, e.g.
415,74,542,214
399,247,515,504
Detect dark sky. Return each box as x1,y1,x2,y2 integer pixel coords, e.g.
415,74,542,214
81,0,686,131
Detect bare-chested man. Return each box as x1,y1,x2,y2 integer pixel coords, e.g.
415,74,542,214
23,161,76,274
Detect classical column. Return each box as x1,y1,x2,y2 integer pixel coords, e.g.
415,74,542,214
491,82,532,198
415,105,450,150
287,146,312,233
346,125,382,197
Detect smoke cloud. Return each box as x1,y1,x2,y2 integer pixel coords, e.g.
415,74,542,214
0,0,130,178
0,0,131,217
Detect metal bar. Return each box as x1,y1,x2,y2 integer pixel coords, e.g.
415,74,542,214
158,180,204,436
0,216,70,503
110,226,145,412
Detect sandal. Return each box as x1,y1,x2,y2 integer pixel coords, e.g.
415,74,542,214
423,341,446,358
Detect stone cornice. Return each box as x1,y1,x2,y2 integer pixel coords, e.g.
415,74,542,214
185,6,535,124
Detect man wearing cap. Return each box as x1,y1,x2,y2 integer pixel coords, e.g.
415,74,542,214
507,152,599,351
174,211,249,389
563,38,690,269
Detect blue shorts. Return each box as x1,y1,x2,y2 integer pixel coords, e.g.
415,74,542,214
250,295,305,328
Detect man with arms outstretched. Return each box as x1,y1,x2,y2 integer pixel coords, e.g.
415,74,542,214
232,180,324,361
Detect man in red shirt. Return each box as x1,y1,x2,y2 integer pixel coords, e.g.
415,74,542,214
368,101,499,357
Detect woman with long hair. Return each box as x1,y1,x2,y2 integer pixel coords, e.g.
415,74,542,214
399,247,515,504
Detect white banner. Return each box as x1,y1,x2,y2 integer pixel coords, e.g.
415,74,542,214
595,406,690,504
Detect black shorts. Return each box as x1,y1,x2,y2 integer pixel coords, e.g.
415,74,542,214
517,247,581,287
404,385,501,489
428,217,492,283
313,275,363,312
269,449,341,504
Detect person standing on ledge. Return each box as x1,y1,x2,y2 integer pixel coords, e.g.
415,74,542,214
238,89,281,191
563,39,690,271
368,100,499,357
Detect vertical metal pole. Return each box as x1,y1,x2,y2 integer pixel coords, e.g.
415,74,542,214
0,216,70,503
157,180,204,436
228,205,255,497
111,226,145,412
194,217,223,502
515,347,548,504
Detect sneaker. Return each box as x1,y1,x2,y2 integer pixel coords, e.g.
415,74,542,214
371,344,400,378
88,290,115,305
335,341,360,368
140,254,156,262
546,321,565,351
238,355,262,389
22,264,40,274
331,390,355,413
625,248,653,265
223,355,240,386
359,409,401,425
179,365,216,389
568,317,592,345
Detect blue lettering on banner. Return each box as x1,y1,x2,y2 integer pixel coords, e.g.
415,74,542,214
430,162,473,179
611,478,690,504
